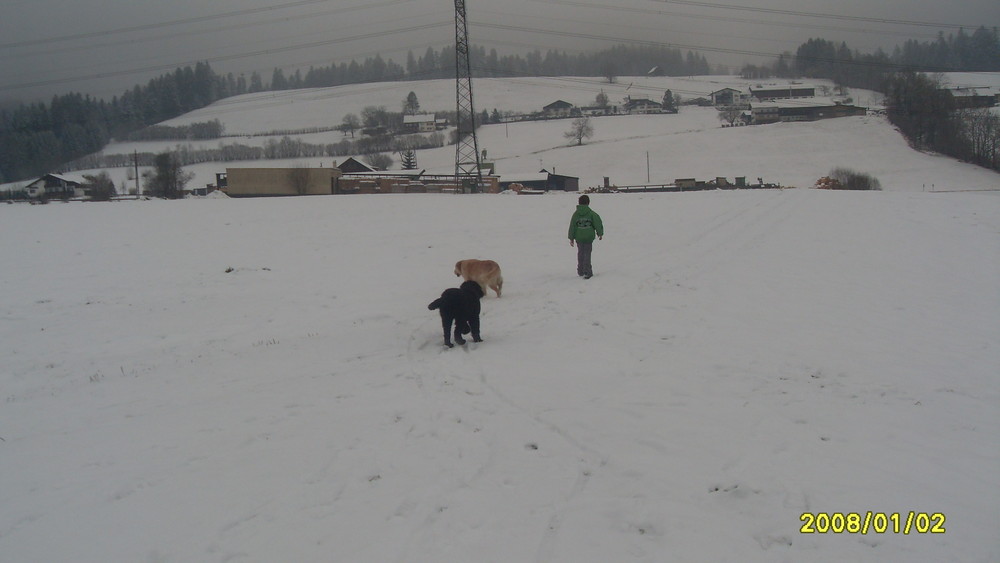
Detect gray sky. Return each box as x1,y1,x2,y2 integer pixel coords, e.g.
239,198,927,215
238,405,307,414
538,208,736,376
1,0,997,104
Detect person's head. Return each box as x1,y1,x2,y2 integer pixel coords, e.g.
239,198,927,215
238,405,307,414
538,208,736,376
578,194,590,205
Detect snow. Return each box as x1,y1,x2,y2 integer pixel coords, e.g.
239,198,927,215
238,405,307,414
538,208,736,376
2,75,1000,562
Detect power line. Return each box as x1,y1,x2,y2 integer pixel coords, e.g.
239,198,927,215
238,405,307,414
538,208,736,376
0,0,378,50
647,0,990,30
526,1,944,41
0,0,422,61
0,21,451,92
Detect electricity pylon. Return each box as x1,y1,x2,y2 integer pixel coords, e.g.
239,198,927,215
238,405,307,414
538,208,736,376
454,0,483,193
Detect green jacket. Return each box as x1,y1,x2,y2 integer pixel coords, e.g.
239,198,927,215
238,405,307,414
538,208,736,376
568,204,604,243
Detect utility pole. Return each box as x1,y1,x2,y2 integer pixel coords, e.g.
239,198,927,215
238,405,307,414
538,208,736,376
453,0,483,193
133,150,140,198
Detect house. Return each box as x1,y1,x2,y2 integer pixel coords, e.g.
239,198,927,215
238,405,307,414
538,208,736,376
709,88,749,107
750,86,816,101
224,167,341,197
942,87,997,109
623,97,662,114
751,101,867,124
336,157,377,173
403,114,437,133
542,100,575,118
25,173,88,199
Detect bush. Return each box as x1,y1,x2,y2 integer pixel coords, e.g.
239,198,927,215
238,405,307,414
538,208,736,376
819,167,882,190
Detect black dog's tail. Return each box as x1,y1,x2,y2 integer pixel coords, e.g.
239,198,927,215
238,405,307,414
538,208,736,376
428,298,443,310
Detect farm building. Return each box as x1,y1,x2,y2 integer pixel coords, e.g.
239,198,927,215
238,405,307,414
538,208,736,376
335,172,499,194
942,87,998,109
751,101,867,124
498,171,579,192
336,157,377,173
224,167,341,197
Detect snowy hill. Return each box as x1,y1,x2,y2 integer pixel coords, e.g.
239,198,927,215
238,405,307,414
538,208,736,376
13,74,995,194
1,76,999,562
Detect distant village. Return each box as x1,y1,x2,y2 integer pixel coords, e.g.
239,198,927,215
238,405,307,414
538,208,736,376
9,81,998,202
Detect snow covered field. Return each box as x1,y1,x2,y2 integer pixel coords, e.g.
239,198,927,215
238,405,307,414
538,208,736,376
2,187,998,562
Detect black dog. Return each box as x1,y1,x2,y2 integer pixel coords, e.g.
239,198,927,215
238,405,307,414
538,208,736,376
428,280,485,347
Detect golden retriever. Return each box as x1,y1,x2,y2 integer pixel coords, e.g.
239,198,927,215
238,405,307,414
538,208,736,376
454,259,503,298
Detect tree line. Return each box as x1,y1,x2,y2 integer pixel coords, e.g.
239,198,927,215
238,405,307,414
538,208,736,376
740,26,1000,91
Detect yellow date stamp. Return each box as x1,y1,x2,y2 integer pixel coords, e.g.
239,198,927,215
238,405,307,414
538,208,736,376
800,512,946,535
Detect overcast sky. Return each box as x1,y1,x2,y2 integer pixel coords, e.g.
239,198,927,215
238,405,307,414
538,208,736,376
1,0,997,104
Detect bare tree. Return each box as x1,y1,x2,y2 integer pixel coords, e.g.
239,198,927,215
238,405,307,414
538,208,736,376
960,108,1000,170
364,153,393,170
564,116,594,146
595,90,609,109
717,106,743,126
340,114,361,138
289,167,312,195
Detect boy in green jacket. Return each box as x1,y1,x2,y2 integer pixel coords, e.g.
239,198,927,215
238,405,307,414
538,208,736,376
568,194,604,279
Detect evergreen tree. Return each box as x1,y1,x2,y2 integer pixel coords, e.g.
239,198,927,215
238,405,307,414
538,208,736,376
662,90,677,112
401,149,417,169
271,68,289,90
249,72,264,93
403,91,420,115
82,171,116,201
144,152,193,199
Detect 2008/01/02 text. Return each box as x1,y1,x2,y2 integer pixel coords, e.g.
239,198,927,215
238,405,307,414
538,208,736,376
800,512,945,535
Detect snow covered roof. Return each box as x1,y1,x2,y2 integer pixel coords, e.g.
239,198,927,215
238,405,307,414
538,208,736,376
947,87,995,98
499,173,548,183
47,173,89,184
751,97,845,109
403,114,436,124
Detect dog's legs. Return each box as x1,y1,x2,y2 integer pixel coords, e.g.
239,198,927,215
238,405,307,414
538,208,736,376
468,317,482,343
441,314,455,347
453,319,467,346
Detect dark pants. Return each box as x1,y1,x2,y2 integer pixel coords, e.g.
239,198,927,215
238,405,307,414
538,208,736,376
576,241,593,277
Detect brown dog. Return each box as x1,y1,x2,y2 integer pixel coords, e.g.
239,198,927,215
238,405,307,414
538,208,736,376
454,259,503,298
